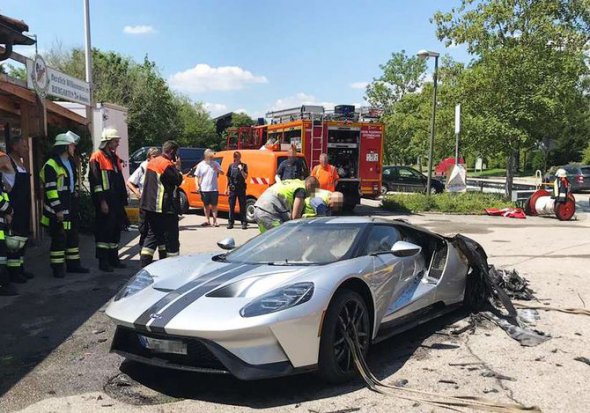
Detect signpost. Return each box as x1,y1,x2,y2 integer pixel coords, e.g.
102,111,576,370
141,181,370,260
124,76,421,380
454,104,461,164
26,55,91,106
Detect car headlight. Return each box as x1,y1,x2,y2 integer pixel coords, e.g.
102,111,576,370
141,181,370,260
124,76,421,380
240,282,314,317
114,269,154,301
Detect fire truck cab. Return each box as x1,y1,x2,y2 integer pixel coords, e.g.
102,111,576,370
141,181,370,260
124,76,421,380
225,105,384,210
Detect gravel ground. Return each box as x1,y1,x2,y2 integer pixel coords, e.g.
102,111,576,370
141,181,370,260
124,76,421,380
1,200,589,413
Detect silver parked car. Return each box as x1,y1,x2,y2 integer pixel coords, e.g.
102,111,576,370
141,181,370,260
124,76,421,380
106,217,470,383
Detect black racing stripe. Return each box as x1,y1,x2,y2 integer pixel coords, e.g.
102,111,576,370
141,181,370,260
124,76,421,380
133,263,242,332
148,264,260,334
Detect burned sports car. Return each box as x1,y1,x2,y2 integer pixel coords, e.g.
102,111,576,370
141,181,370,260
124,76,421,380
106,217,473,383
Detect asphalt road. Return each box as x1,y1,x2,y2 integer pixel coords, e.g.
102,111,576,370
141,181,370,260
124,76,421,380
1,201,589,412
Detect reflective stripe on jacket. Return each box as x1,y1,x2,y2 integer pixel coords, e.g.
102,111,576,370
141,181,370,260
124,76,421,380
39,157,75,227
140,156,183,214
89,149,126,206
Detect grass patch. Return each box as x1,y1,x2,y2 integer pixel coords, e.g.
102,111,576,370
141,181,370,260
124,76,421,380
382,192,514,214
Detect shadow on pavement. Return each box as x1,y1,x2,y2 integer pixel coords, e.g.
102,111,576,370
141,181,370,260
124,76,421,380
112,309,468,408
0,231,139,398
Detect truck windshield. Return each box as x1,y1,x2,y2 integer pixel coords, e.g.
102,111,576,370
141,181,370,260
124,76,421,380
225,222,363,265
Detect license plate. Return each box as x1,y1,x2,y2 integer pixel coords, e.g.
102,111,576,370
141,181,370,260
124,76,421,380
138,335,187,355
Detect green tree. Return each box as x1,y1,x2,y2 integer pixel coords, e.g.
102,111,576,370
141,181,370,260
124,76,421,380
230,112,255,127
174,95,220,149
433,0,590,196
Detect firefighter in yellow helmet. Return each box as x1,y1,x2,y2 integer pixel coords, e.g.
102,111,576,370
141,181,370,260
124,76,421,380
89,128,127,272
40,131,90,278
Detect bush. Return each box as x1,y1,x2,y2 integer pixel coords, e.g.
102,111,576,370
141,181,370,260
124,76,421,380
382,192,514,214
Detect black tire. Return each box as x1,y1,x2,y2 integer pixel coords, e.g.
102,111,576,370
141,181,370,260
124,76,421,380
380,184,389,195
318,289,371,384
245,198,257,223
179,190,189,215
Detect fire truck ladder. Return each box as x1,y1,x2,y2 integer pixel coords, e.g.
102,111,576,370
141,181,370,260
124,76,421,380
310,112,324,168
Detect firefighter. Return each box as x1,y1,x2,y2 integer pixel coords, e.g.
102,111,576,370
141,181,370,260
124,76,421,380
89,128,127,272
4,136,33,283
139,140,183,267
253,177,319,233
0,174,14,295
553,168,570,203
40,131,90,278
303,190,344,217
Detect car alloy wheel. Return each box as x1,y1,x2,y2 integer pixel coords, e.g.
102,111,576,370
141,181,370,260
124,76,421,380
319,289,370,383
380,185,388,195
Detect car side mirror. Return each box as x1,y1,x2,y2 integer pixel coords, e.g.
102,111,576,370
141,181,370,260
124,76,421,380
217,237,236,250
391,241,422,257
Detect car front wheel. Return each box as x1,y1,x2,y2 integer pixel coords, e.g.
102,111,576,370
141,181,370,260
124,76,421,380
380,184,389,195
245,198,257,223
318,289,370,383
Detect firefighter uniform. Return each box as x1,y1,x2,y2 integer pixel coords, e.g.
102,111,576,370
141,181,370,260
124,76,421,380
139,155,183,267
253,179,308,232
0,174,15,295
89,129,127,272
40,132,89,278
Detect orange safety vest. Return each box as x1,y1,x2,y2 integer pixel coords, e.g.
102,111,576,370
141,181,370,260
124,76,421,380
312,164,338,192
140,156,181,214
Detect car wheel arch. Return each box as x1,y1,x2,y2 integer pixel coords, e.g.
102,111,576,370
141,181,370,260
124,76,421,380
330,277,376,340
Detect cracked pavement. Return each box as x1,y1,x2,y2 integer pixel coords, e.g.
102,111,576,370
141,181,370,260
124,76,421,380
1,199,589,412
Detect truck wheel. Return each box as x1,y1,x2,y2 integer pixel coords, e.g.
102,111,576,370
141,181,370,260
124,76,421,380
179,190,189,215
245,198,257,223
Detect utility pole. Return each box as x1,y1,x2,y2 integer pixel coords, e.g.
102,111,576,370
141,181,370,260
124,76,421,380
83,0,94,141
455,104,461,164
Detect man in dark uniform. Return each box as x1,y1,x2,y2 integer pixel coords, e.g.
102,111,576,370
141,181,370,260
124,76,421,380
89,128,127,272
226,151,249,229
40,131,90,278
139,140,183,267
275,145,308,182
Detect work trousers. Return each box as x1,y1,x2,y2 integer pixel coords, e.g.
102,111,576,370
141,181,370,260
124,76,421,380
0,224,8,286
140,211,179,267
6,234,27,276
253,207,285,233
228,190,247,224
48,218,81,271
95,202,123,262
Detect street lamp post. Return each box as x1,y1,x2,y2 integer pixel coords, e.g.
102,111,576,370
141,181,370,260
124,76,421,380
417,49,439,196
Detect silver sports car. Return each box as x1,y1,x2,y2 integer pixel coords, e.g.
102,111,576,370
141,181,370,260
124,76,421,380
106,217,470,383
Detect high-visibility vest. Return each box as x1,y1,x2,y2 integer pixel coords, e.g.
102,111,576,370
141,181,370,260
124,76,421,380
303,189,332,217
39,157,73,229
140,155,182,214
274,179,306,210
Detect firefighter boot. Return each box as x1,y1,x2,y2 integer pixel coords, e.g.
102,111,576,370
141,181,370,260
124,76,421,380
8,267,27,283
98,249,114,273
140,255,153,268
66,260,90,274
110,250,127,269
52,264,66,279
0,269,18,296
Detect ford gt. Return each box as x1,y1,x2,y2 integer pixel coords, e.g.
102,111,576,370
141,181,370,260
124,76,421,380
106,217,470,383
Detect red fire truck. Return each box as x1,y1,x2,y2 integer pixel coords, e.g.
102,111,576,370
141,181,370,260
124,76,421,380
225,105,384,210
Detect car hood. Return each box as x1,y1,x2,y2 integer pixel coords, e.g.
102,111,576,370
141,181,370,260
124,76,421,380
145,253,310,295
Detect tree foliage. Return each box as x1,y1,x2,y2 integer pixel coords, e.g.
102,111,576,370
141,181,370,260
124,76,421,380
44,46,221,151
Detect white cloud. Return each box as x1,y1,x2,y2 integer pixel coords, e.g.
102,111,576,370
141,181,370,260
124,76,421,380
123,25,156,35
350,81,369,90
234,108,248,114
204,103,228,117
270,92,335,111
169,64,268,93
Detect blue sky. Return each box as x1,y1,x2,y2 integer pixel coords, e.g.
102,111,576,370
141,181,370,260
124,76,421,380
3,0,469,117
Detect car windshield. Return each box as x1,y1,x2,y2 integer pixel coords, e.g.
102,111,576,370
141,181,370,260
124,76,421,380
225,222,364,265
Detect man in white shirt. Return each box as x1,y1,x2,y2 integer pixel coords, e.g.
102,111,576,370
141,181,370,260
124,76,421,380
127,147,161,199
195,149,223,227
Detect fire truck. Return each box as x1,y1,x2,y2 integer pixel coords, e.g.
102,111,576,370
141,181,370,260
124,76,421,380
225,105,384,210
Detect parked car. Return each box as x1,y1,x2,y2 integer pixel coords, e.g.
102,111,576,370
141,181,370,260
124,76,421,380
129,147,206,174
106,217,471,383
381,166,444,194
179,149,307,222
543,165,590,193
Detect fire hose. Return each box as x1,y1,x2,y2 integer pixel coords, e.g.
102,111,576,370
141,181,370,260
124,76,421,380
341,324,542,413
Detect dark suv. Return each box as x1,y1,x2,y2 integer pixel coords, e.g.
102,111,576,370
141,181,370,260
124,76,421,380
129,147,206,174
544,165,590,193
382,166,445,194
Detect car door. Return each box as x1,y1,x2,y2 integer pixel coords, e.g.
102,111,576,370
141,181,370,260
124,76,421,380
360,225,412,324
398,167,423,192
